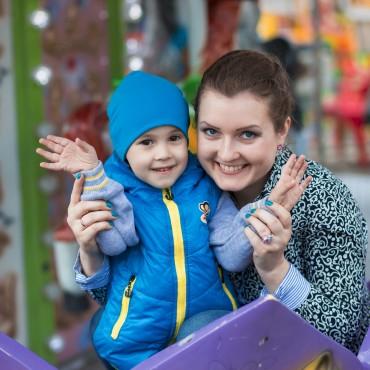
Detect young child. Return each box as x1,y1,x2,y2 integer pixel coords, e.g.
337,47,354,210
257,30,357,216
37,71,311,369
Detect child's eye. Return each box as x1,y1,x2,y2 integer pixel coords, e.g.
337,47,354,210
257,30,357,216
139,139,153,146
202,128,218,136
241,131,257,139
169,135,182,142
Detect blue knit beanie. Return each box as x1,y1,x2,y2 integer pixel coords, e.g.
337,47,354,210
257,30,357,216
107,71,189,160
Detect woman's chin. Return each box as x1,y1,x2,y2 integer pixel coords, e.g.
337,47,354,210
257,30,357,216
208,164,249,191
213,175,249,193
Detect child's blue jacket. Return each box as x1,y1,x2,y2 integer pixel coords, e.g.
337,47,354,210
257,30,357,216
88,153,239,369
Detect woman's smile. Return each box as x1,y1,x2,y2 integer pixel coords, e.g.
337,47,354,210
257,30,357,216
217,162,247,175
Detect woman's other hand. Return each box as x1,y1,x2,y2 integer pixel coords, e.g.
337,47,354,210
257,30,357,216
36,135,99,173
67,175,113,275
270,154,312,211
244,202,292,292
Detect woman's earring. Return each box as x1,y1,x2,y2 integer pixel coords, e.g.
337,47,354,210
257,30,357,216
277,144,284,153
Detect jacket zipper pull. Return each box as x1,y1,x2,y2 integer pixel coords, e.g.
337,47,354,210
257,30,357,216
165,188,173,200
125,275,136,297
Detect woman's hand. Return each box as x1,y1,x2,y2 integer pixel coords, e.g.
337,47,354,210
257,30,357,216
67,176,114,276
244,202,292,292
36,135,99,173
270,154,312,212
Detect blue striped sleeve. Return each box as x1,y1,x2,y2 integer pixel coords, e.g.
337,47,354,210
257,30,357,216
74,161,123,201
260,263,311,310
74,161,138,255
74,253,110,290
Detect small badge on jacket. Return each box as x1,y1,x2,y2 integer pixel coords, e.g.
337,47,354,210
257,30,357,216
199,201,210,224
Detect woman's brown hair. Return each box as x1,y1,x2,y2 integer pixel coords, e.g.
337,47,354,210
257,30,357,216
194,49,294,132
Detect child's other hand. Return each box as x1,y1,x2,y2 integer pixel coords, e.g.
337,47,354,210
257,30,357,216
36,135,99,173
269,154,312,212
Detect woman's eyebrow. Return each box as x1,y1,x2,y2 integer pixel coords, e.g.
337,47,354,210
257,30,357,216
235,125,261,132
198,121,220,129
199,121,261,131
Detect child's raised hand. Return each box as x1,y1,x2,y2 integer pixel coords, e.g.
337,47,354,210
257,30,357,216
36,135,99,174
269,154,312,212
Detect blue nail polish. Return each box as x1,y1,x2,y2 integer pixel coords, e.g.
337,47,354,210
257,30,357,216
265,199,273,206
109,220,114,226
75,173,81,179
111,210,118,217
245,213,251,219
106,201,113,209
250,208,256,214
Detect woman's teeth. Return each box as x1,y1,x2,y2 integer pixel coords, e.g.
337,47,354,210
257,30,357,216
219,163,244,174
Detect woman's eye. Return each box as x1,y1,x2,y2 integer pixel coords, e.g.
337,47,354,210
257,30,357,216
241,131,256,139
203,128,218,136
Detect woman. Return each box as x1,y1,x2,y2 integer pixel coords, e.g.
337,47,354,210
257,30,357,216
67,50,369,354
193,49,369,353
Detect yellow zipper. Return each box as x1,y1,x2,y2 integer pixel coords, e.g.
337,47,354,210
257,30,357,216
218,266,237,310
111,275,136,340
162,188,187,341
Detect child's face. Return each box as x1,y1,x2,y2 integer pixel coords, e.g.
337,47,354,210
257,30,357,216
126,126,188,189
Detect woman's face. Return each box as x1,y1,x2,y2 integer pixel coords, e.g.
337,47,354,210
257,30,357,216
197,90,290,201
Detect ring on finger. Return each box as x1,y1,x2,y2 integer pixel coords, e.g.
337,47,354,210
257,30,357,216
262,234,273,244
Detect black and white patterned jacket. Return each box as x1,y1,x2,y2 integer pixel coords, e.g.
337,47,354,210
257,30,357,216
230,147,370,354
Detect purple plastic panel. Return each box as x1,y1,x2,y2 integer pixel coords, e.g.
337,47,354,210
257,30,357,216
0,332,57,370
359,327,370,370
134,295,365,370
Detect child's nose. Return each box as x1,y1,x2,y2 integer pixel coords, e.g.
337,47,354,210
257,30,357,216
154,144,171,160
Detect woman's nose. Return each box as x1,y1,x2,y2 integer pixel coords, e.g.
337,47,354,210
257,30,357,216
217,138,239,162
